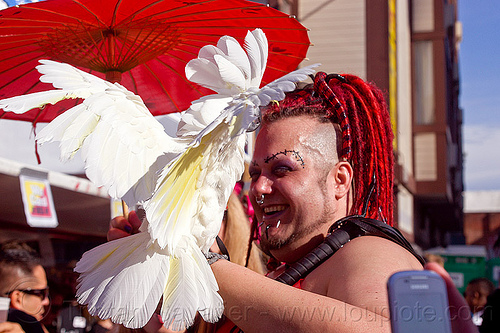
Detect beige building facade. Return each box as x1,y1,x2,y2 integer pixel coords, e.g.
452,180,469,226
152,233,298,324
286,0,463,248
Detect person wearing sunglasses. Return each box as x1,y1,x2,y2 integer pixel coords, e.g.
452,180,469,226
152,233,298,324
0,241,49,333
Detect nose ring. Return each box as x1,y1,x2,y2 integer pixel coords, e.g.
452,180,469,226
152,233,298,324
256,194,265,205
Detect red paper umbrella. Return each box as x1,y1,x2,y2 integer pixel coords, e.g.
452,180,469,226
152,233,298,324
0,0,310,124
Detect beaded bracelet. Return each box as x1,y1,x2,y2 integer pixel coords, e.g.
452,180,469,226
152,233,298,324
205,251,229,265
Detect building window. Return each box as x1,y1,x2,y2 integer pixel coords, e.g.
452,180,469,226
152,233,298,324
412,0,434,32
413,40,435,125
414,132,437,181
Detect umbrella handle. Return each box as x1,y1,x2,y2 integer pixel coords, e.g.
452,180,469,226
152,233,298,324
121,200,129,218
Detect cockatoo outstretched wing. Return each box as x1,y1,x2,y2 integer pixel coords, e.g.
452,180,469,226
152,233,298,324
0,60,186,205
0,59,224,330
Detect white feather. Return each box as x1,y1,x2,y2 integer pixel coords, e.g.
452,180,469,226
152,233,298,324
198,45,225,62
252,29,268,82
185,58,227,94
213,54,246,92
161,236,223,331
37,59,109,93
36,104,88,144
75,232,170,328
58,108,100,161
176,95,232,138
244,29,267,86
0,90,77,114
144,111,246,252
257,64,321,105
217,36,251,83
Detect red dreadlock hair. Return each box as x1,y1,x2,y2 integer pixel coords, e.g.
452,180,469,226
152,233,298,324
262,72,394,226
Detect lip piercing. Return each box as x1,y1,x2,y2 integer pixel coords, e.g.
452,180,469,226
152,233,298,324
256,194,265,205
264,220,281,238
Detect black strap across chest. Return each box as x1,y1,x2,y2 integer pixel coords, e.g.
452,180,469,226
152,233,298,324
274,216,425,285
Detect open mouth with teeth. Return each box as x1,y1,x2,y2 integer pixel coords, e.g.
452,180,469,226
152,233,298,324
259,205,287,238
262,205,288,224
263,205,287,216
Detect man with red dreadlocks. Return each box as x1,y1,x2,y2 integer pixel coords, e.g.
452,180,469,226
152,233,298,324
201,72,423,333
111,73,477,333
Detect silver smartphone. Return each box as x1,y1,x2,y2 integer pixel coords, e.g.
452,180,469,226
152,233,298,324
387,270,452,333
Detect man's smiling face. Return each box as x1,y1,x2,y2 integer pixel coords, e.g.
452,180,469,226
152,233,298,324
249,115,344,262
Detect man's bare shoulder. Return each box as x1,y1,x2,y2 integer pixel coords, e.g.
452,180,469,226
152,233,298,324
302,235,423,315
333,235,423,270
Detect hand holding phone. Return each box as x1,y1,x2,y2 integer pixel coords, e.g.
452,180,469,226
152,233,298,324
387,270,452,333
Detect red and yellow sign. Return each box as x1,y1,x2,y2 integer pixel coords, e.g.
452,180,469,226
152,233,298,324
19,173,58,228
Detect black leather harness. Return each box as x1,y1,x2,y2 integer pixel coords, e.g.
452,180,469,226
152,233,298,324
275,215,425,285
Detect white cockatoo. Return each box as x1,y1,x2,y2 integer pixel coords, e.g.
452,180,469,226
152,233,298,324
0,29,319,330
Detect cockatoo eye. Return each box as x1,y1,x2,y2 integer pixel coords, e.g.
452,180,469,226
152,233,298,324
247,116,261,132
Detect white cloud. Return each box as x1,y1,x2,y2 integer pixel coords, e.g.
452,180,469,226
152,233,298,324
463,124,500,190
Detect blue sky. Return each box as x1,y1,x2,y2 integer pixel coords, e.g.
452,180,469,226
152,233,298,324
0,0,498,192
459,0,500,190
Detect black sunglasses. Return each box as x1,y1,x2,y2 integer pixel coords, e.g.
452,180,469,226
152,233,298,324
10,287,49,300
